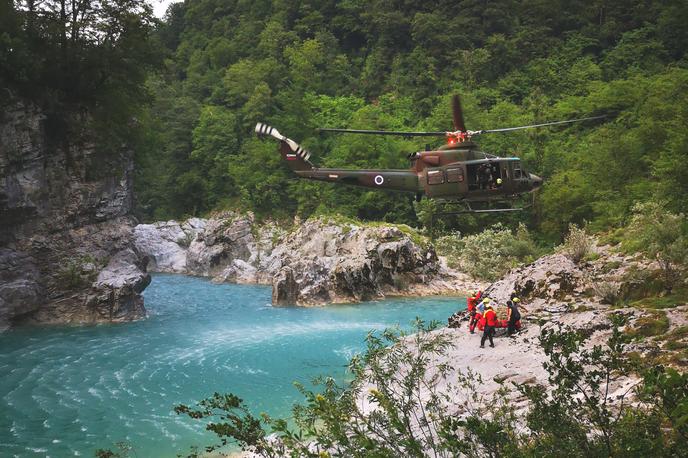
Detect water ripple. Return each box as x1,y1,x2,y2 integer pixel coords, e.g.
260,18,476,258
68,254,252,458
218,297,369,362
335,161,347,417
0,274,463,457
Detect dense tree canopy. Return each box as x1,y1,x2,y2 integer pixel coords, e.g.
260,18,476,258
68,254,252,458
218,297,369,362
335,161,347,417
2,0,157,106
9,0,683,240
1,0,158,159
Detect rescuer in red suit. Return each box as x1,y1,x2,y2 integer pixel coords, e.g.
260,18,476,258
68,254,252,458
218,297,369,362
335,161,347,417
480,305,498,348
466,292,478,334
468,291,483,333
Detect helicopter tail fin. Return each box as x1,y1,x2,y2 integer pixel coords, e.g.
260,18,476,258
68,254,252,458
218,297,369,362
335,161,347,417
255,122,313,171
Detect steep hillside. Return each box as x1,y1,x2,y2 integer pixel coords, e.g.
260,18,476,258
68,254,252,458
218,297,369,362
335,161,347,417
137,0,688,241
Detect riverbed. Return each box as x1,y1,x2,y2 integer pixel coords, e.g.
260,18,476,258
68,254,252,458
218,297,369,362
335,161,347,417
0,274,463,457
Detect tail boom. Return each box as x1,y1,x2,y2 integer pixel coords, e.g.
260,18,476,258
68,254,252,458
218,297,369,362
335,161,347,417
296,168,420,193
256,122,420,193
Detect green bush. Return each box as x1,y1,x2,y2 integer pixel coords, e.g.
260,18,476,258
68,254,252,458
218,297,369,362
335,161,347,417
170,321,688,458
601,260,622,273
435,223,539,281
630,292,688,310
594,281,621,305
622,201,688,293
55,260,97,290
627,310,670,339
558,223,594,263
620,266,668,302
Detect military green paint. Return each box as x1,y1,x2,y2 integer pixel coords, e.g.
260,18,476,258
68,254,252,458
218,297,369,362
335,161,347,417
265,130,542,204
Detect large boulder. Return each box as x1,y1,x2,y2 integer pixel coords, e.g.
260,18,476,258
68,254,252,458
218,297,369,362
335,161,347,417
268,221,447,306
87,249,151,322
186,213,257,277
11,218,151,325
272,267,297,306
134,221,191,273
485,253,590,311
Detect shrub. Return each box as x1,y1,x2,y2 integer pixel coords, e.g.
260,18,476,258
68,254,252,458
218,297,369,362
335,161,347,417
95,442,133,458
436,223,539,281
622,201,688,293
55,259,97,290
434,231,464,269
559,223,594,263
627,310,670,339
170,321,688,458
630,294,686,310
619,266,667,301
601,260,622,273
594,281,621,305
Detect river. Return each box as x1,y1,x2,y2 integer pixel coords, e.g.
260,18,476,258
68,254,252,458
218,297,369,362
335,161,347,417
0,274,463,457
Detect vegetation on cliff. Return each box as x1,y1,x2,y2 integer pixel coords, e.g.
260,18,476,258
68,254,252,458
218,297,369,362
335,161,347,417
1,0,159,161
131,0,688,244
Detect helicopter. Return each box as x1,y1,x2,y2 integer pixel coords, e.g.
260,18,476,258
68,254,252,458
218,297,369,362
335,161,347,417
255,95,604,213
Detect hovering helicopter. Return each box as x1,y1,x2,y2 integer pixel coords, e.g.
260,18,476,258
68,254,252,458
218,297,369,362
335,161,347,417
255,96,604,213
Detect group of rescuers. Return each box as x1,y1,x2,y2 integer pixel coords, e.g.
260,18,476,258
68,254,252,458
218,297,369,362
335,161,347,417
466,291,528,348
477,162,503,190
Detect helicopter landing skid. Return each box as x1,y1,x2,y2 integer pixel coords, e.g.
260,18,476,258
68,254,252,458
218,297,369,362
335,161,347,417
428,200,531,238
438,199,530,214
437,207,524,215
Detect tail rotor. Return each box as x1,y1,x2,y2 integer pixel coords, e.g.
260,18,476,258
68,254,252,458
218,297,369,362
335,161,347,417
255,122,313,170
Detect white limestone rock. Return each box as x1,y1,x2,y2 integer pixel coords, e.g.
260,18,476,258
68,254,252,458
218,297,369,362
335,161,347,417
134,214,482,307
485,253,590,311
88,249,151,322
134,221,190,273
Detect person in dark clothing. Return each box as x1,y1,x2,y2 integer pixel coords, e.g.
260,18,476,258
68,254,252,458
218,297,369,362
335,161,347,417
506,297,528,336
478,163,492,189
480,305,497,348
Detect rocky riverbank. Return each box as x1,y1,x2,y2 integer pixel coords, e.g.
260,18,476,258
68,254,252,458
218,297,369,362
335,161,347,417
134,212,485,306
374,242,688,419
0,95,149,329
233,240,687,457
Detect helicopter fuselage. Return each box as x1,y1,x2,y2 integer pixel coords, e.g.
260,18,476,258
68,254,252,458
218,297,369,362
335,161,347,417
255,123,542,206
294,142,542,203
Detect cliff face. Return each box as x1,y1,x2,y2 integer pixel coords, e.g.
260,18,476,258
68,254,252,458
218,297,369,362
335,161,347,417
0,95,150,329
134,213,484,306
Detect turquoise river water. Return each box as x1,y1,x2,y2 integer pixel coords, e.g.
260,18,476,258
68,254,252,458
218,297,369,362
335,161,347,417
0,274,464,457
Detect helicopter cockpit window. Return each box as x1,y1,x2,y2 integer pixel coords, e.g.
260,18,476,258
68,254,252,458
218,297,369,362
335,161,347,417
446,168,464,183
427,170,444,185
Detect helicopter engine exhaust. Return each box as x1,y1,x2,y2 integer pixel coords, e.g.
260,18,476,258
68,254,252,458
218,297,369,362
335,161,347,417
255,122,311,161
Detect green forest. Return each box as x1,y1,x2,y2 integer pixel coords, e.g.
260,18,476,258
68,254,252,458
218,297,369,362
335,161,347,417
3,0,688,240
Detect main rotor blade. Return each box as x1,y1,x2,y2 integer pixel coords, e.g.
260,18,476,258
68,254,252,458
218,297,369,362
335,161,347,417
318,128,446,137
475,115,606,135
452,95,467,132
